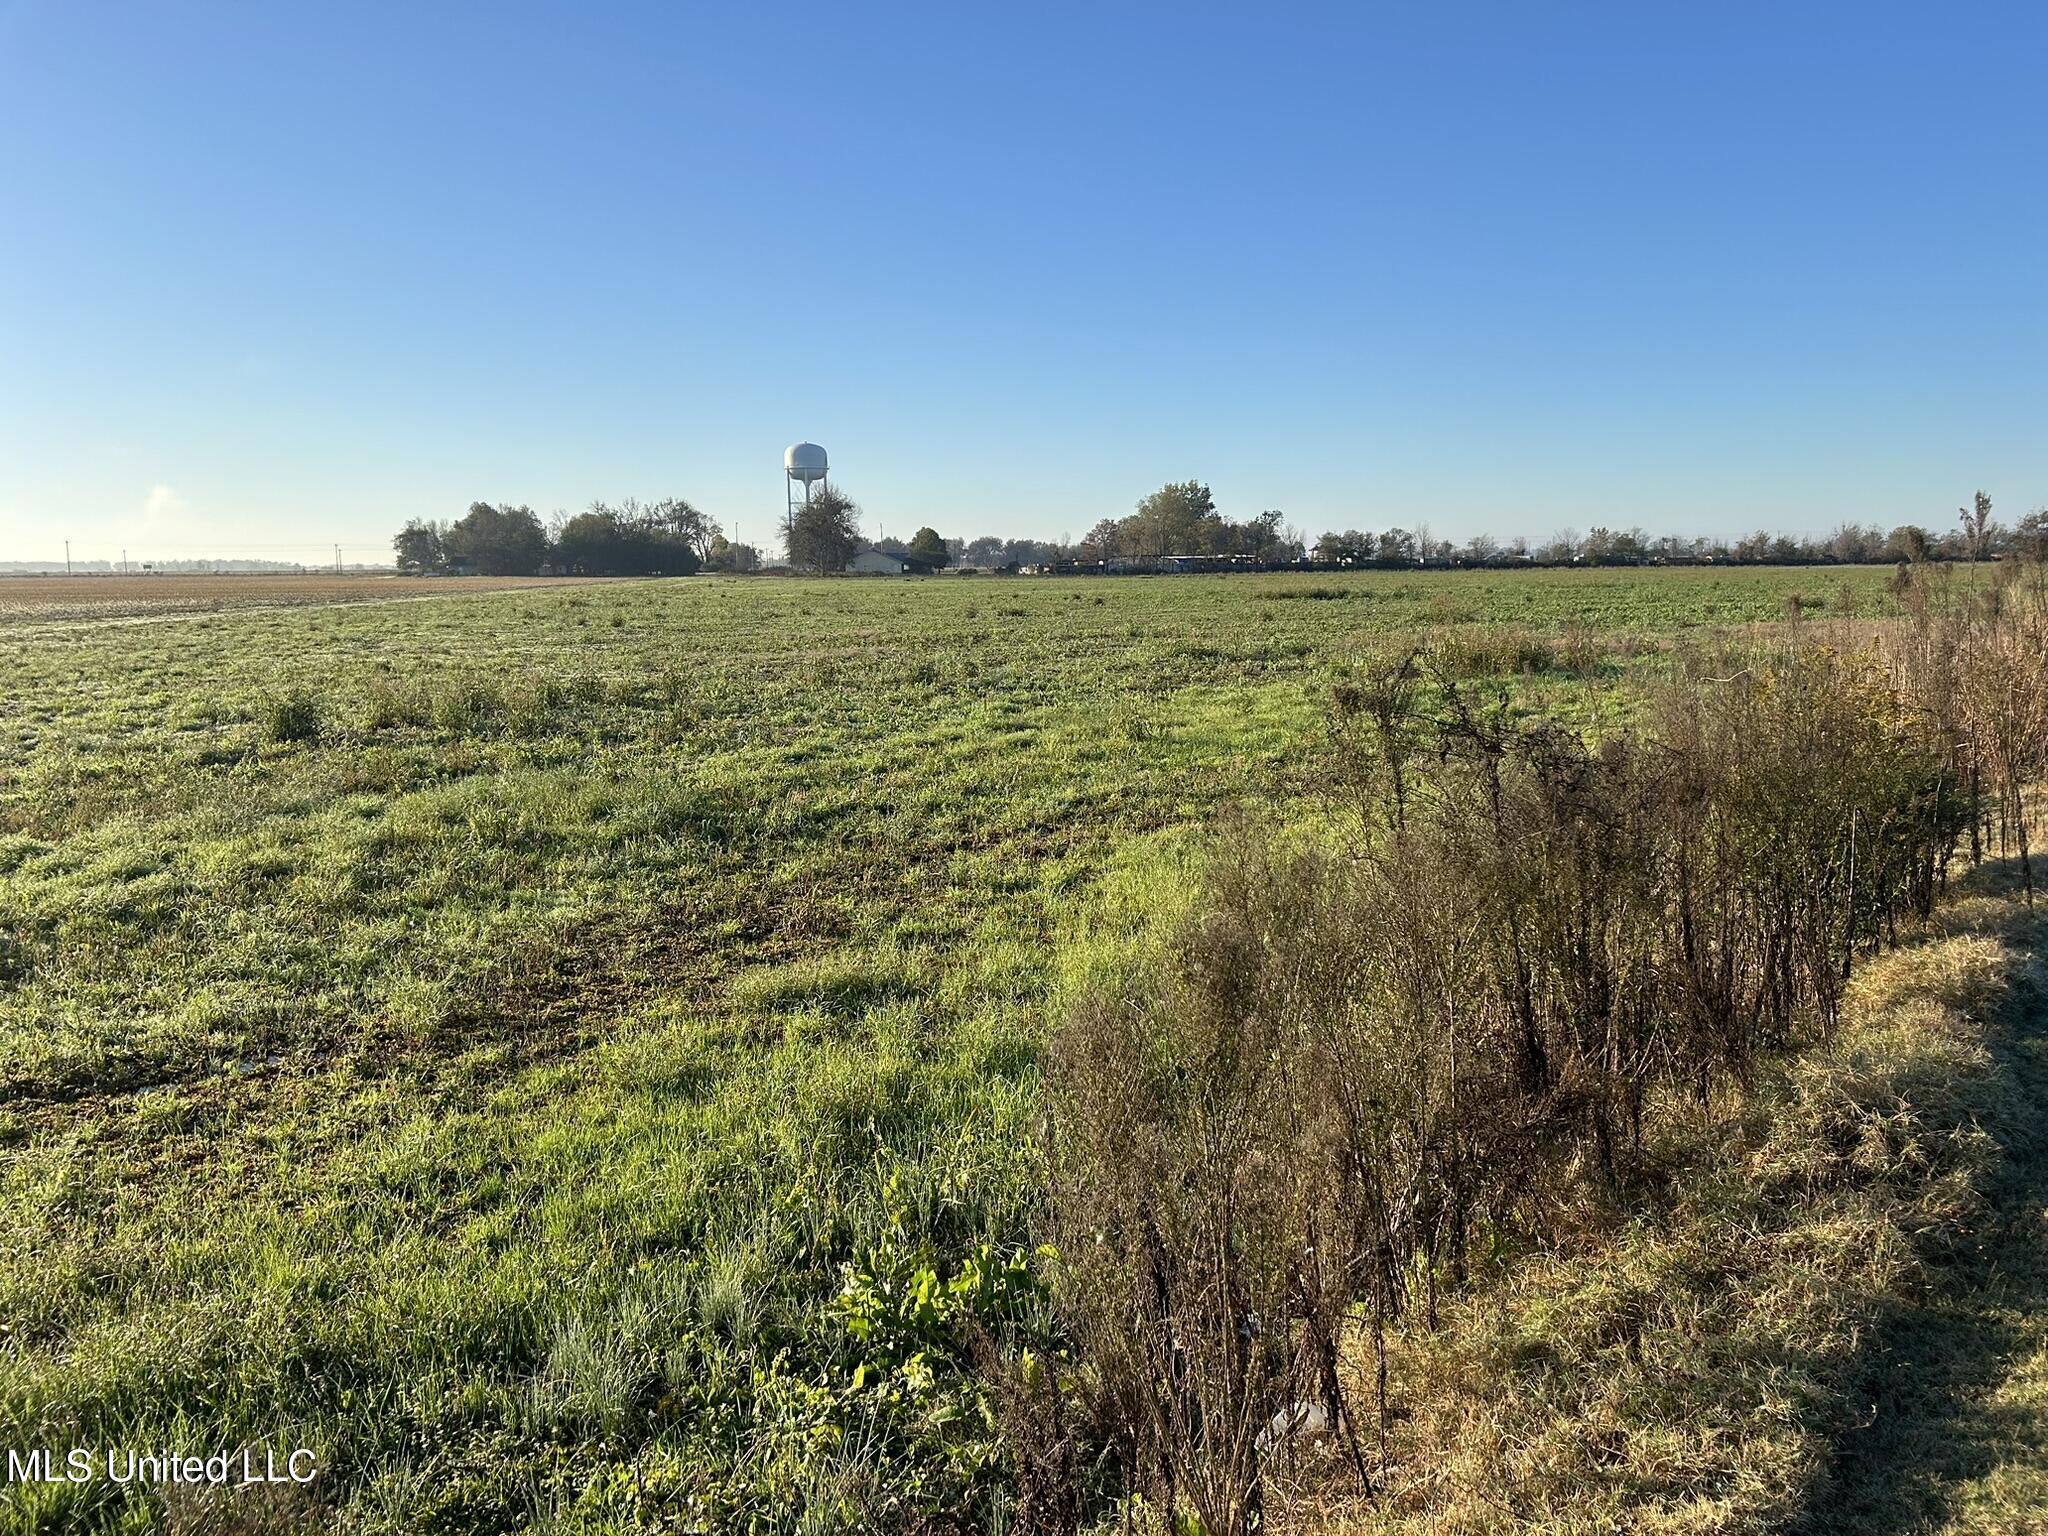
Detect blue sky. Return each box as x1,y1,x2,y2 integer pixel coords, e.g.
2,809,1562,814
2,1,2043,563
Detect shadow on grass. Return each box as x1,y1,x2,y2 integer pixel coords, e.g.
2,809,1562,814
1797,852,2048,1534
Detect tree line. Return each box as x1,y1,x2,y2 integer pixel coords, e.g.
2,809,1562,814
1312,493,2044,568
955,486,2045,571
393,500,764,577
392,489,931,578
396,484,2046,577
1051,484,2046,570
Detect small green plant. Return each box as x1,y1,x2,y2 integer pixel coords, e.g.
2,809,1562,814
260,687,321,743
360,676,428,730
431,677,503,735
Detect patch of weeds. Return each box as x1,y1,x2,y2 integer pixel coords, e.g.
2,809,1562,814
433,678,504,736
260,688,321,743
361,676,429,730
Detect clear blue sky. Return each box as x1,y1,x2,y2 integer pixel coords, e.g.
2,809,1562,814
3,1,2043,563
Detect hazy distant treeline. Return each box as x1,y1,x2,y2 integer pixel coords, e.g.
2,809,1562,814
0,559,325,575
933,484,2046,570
1062,483,2044,569
392,483,2045,577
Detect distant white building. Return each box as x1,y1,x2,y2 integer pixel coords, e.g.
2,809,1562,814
847,548,936,576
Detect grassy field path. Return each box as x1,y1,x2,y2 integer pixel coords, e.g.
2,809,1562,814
1811,894,2048,1535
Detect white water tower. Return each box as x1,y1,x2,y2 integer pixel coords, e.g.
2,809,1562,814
785,442,829,530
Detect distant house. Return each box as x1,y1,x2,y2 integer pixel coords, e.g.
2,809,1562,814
848,547,937,576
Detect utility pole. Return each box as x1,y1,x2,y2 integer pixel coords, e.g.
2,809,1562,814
64,540,71,577
334,543,341,574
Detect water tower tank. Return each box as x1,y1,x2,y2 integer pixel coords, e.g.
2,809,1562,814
785,442,829,486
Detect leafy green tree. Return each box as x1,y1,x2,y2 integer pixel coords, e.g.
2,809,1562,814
1004,538,1061,567
1125,481,1217,558
706,534,761,572
1313,529,1369,563
906,527,950,568
1077,519,1123,561
645,497,717,561
553,509,622,574
1206,508,1289,560
786,487,861,574
445,503,548,575
553,502,701,575
392,518,446,573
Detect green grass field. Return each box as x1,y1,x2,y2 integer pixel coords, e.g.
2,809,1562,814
0,567,1923,1533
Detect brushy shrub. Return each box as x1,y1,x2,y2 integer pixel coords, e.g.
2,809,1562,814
1652,642,1970,1053
1328,898,2026,1536
1042,632,2000,1531
963,1329,1092,1536
1558,620,1602,672
1328,645,1425,830
1048,822,1371,1536
1882,575,2048,897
